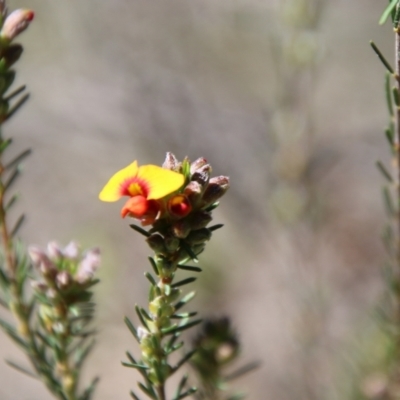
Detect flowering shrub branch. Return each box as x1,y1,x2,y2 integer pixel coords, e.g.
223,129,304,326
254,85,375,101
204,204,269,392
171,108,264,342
0,2,100,400
99,153,233,399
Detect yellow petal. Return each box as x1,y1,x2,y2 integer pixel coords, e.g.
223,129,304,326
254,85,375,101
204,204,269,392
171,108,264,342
138,165,185,200
99,161,139,202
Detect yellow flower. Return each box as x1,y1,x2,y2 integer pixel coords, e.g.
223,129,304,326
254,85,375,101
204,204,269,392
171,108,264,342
99,161,185,219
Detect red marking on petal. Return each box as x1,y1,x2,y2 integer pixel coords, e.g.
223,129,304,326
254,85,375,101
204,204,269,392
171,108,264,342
168,195,192,218
119,177,150,198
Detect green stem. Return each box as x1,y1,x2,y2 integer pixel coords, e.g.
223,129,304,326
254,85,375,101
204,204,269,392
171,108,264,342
395,15,400,285
157,384,166,400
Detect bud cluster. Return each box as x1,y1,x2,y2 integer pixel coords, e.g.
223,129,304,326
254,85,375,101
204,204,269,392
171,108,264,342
146,153,229,273
29,242,100,308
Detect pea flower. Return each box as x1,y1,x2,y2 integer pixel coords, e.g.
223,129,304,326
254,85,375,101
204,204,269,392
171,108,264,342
99,160,185,222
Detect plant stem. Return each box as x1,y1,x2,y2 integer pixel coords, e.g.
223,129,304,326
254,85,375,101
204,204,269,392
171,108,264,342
157,384,166,400
396,21,400,272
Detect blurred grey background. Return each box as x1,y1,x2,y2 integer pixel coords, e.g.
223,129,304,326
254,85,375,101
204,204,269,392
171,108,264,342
0,0,395,399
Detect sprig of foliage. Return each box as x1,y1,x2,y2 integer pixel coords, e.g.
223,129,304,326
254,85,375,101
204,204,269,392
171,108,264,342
0,2,100,399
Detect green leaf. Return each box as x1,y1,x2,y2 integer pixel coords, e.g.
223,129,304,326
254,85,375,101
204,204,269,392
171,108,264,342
130,224,150,237
138,382,157,400
208,223,224,232
122,361,149,369
4,166,21,192
174,291,196,311
386,73,394,115
80,377,100,400
380,0,399,25
172,349,197,372
173,375,188,399
395,3,400,27
171,277,197,288
166,341,184,354
161,319,202,335
135,305,150,330
0,137,12,153
0,267,10,289
180,241,198,262
177,265,202,273
148,257,159,276
144,272,157,286
376,160,393,182
5,148,31,171
5,194,18,211
393,87,400,106
130,391,142,400
124,317,140,342
385,126,395,147
4,85,26,101
0,318,26,349
5,93,30,121
75,340,95,369
370,41,394,73
11,214,25,237
171,311,198,319
383,187,396,216
5,359,37,379
173,387,197,400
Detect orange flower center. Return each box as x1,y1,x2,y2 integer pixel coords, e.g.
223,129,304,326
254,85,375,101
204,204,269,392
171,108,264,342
120,179,149,198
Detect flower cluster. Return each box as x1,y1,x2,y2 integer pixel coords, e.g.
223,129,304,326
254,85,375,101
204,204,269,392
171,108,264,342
29,242,100,309
100,153,229,277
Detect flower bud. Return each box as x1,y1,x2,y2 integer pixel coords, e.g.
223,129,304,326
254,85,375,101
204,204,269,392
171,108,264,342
191,164,211,187
56,271,72,289
190,157,208,174
63,241,80,260
189,211,212,230
184,181,203,205
47,241,63,260
30,280,48,292
164,236,180,252
29,247,57,278
185,228,211,245
172,219,191,239
201,176,230,206
76,248,100,284
1,9,34,42
167,194,192,218
162,152,180,171
146,233,167,254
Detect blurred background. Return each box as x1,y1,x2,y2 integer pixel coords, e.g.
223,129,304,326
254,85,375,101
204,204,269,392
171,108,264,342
0,0,395,398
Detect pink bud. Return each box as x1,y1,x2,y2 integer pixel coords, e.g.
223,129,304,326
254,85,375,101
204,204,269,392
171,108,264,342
1,9,34,41
47,241,63,260
56,271,71,289
63,241,80,260
75,248,100,284
162,152,180,171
